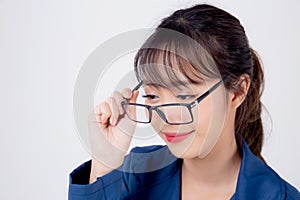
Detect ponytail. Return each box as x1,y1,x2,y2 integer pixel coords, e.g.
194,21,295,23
235,48,265,163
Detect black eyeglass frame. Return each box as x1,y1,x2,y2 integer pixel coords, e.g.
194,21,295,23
121,78,224,125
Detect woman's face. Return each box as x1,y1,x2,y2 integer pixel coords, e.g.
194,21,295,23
143,77,229,159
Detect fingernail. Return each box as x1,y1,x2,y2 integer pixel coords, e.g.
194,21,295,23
110,117,116,126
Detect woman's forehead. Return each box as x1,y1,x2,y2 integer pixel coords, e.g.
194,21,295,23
136,47,219,86
138,63,207,89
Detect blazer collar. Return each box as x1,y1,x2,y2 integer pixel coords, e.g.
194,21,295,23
234,139,283,199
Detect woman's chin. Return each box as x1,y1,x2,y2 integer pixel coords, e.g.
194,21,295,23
167,146,204,159
164,135,211,159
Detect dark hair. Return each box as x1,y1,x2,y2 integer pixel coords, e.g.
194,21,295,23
134,4,266,162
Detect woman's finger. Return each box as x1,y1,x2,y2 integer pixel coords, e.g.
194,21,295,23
95,102,111,125
112,91,125,115
121,88,132,99
106,97,120,126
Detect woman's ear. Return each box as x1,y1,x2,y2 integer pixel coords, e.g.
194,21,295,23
229,74,251,109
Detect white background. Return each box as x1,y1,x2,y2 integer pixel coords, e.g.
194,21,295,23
0,0,299,199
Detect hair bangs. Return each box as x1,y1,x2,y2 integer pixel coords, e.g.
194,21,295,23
134,29,221,89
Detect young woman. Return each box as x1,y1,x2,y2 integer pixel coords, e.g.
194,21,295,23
69,4,299,200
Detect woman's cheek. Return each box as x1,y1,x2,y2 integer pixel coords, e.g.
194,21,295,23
193,96,213,135
197,90,228,158
150,112,166,133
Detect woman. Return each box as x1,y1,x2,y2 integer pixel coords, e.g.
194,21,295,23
69,4,299,199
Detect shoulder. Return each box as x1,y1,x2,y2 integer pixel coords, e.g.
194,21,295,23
236,140,300,199
123,144,179,173
121,144,180,193
260,163,299,199
282,179,300,200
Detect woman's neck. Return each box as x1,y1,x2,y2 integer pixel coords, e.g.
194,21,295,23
181,130,242,189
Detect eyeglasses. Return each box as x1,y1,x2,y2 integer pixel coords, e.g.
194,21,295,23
121,79,224,125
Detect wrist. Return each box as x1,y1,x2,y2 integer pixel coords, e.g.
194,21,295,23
91,159,114,175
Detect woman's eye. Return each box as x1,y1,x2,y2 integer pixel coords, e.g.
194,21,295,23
177,95,196,100
142,94,159,100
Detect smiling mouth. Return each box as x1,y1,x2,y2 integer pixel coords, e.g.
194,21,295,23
162,130,194,143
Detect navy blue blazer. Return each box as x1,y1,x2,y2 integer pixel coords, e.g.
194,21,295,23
69,140,299,199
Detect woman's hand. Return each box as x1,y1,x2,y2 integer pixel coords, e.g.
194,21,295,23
88,88,139,183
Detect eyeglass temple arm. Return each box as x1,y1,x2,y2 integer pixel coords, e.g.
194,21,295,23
132,81,143,91
192,78,224,106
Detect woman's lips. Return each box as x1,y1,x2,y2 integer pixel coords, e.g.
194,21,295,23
162,131,193,143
